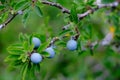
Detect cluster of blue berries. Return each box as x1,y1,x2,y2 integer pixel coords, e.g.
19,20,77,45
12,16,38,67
30,37,77,64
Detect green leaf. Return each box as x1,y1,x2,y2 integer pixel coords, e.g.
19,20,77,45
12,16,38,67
8,50,25,55
27,62,35,79
7,43,24,54
33,34,46,43
19,33,25,42
35,64,41,72
29,44,34,52
29,36,35,52
22,55,28,63
18,54,28,63
18,54,24,60
78,50,85,55
20,63,27,77
55,41,66,47
22,63,28,80
77,38,81,50
23,41,29,51
40,51,50,57
22,10,30,28
34,5,43,17
11,60,23,66
7,46,23,51
14,0,29,10
0,5,5,10
29,35,33,45
37,38,51,53
24,34,29,40
0,0,5,4
5,55,19,62
90,49,94,56
102,0,115,3
8,43,23,48
39,35,46,43
87,0,95,5
70,5,78,23
59,29,71,36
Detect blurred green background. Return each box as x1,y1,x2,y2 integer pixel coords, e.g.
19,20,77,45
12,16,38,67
1,0,120,80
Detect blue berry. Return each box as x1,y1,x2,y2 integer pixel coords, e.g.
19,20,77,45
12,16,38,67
32,37,41,49
67,39,77,51
45,47,55,58
30,53,42,64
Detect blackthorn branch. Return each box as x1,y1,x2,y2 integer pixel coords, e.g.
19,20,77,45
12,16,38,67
3,0,120,79
41,1,70,14
0,1,119,29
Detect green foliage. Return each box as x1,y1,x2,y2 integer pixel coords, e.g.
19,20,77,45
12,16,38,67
14,0,29,11
34,5,43,17
102,0,115,3
5,33,51,80
37,39,50,53
22,9,30,27
70,5,78,23
0,5,5,10
1,0,120,80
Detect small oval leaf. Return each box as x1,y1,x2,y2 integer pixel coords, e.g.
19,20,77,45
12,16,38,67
34,5,43,17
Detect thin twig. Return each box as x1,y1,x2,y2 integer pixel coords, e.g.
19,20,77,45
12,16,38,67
0,1,119,29
78,9,93,20
0,6,27,29
48,37,59,47
74,27,80,40
78,1,119,20
41,1,70,14
5,14,18,26
0,13,18,29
